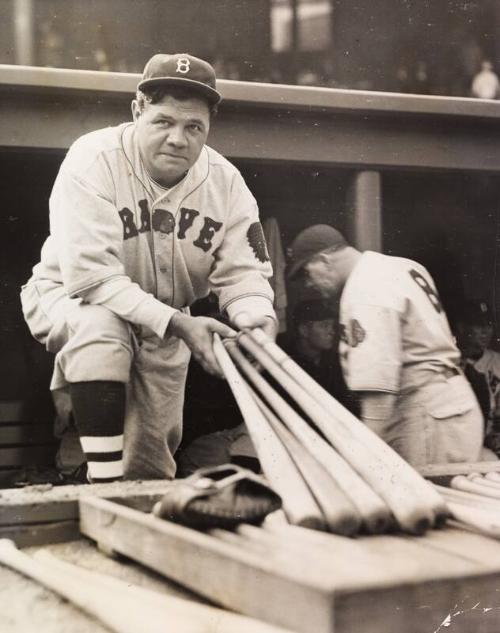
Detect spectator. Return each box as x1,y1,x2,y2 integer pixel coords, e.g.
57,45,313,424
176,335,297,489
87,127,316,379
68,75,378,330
285,299,359,415
456,301,500,456
471,60,500,99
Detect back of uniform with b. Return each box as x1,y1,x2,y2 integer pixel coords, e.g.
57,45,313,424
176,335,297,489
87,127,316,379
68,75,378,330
339,251,483,466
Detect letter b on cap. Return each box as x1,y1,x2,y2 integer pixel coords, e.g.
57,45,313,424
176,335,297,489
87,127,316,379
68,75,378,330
176,57,190,74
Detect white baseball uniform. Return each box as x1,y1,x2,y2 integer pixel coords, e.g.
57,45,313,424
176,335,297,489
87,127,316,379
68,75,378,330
21,122,274,479
339,251,483,466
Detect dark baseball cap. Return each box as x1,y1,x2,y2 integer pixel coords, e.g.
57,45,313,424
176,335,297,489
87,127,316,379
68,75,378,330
293,300,336,323
460,300,493,326
287,224,348,279
137,53,222,105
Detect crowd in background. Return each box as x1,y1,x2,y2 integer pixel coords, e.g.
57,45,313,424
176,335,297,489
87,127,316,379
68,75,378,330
36,17,500,99
7,0,500,99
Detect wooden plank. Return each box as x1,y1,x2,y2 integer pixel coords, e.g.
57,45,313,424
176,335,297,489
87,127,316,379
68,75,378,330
0,480,171,526
267,526,500,632
419,461,500,479
0,400,27,423
406,525,500,569
266,523,483,588
0,424,57,445
0,445,56,467
335,572,500,633
0,520,79,547
79,496,335,633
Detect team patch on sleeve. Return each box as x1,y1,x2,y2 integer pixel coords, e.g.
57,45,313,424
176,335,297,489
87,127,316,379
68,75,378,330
247,222,270,263
340,318,366,348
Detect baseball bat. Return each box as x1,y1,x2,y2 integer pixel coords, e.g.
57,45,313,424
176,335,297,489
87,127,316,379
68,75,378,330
0,538,186,633
248,385,362,536
451,475,500,500
225,340,392,534
237,330,439,534
485,472,500,483
0,540,291,633
248,328,450,525
468,473,500,490
212,334,326,530
434,484,500,512
246,328,449,515
446,503,500,539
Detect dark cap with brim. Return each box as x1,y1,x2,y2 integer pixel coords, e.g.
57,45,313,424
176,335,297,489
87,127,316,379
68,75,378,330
293,299,336,323
138,53,221,105
287,224,348,279
460,300,493,326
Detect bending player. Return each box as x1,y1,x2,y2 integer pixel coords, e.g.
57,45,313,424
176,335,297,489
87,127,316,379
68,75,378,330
287,225,483,467
21,53,276,482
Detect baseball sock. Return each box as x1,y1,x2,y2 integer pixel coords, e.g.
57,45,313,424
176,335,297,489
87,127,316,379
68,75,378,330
69,381,125,483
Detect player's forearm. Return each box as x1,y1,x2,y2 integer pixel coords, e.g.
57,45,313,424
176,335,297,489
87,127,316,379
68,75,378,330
360,391,398,438
81,277,176,338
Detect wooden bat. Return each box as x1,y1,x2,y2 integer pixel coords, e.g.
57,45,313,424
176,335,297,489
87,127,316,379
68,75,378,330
468,473,500,490
446,503,500,539
243,328,449,525
212,334,326,530
225,339,392,534
451,475,500,500
0,539,291,633
486,471,500,483
237,330,437,535
244,328,449,516
434,484,500,512
248,385,362,536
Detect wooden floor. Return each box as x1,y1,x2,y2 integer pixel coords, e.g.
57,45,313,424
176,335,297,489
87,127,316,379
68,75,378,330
0,538,208,633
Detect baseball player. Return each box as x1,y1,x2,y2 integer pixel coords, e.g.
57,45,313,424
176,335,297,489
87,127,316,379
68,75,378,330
287,225,483,467
456,302,500,455
20,53,276,483
285,299,359,415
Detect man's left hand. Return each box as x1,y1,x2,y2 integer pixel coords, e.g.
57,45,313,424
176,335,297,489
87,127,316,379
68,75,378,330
231,312,278,341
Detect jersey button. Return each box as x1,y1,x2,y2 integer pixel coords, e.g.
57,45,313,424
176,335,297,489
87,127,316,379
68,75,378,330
159,266,167,273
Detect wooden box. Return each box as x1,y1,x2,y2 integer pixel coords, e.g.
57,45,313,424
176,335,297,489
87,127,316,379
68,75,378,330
79,496,500,633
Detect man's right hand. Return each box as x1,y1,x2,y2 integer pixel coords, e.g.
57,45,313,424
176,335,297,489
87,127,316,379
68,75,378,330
167,312,236,378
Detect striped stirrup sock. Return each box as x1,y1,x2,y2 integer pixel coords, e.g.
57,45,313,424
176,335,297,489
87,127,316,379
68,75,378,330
69,381,126,483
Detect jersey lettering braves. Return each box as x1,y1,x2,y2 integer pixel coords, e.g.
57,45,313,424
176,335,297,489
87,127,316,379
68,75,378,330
339,251,460,394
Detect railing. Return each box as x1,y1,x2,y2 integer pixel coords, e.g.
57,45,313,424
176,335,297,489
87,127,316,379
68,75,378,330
1,64,500,172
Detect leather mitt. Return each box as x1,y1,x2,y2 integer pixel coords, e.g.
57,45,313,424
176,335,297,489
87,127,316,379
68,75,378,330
152,464,282,530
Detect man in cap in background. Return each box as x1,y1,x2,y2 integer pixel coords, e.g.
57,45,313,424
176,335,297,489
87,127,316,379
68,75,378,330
21,53,276,482
287,224,483,467
285,299,359,415
455,301,500,457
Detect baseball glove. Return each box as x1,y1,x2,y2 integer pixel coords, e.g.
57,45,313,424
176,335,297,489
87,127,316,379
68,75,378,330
152,463,282,530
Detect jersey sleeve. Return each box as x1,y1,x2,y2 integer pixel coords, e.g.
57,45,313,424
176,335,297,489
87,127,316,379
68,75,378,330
50,161,175,337
50,161,124,295
208,173,275,321
342,304,402,393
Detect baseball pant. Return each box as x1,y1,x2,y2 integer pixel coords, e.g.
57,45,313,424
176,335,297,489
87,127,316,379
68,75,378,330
374,373,484,467
20,280,190,480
